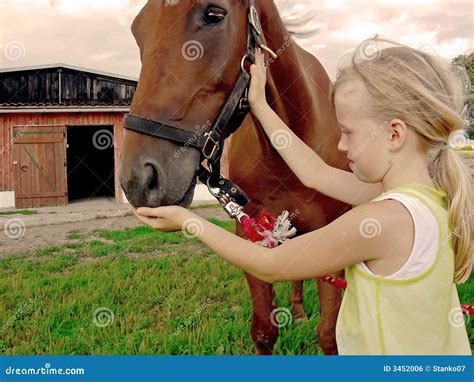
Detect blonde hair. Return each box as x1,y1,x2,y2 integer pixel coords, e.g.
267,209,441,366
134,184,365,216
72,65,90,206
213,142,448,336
331,37,473,284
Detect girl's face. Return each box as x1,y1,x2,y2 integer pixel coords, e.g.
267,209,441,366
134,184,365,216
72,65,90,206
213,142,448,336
334,80,392,183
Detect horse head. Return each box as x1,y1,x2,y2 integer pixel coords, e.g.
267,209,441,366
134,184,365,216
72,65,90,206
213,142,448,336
119,0,257,208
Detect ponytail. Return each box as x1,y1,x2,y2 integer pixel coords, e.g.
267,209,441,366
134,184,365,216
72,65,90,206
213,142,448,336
433,147,473,283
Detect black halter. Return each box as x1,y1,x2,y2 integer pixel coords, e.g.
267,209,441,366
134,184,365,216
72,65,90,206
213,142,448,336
124,0,276,209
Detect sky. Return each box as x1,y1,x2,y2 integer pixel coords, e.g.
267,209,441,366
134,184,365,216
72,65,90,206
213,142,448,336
0,0,472,80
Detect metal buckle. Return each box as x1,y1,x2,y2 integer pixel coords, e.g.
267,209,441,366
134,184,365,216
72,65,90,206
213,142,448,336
203,132,220,160
240,54,253,72
249,6,262,35
238,87,250,111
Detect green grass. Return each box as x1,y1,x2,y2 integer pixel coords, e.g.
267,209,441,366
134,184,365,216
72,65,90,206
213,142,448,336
457,150,474,159
67,229,83,240
0,218,472,355
0,219,323,355
0,209,38,216
189,203,221,210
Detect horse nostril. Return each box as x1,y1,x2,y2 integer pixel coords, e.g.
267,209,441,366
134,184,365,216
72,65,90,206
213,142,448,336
144,162,159,190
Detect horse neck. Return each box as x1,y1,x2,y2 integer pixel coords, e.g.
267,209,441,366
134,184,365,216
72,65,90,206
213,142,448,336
257,2,323,135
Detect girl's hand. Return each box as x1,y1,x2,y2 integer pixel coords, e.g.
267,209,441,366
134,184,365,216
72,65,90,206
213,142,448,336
134,205,191,232
248,48,269,115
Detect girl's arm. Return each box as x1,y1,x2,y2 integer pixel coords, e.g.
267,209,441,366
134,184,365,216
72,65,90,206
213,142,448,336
135,200,404,283
249,49,383,206
252,104,383,206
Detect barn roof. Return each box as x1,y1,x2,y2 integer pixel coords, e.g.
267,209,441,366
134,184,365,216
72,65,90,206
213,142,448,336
0,63,138,110
0,63,138,82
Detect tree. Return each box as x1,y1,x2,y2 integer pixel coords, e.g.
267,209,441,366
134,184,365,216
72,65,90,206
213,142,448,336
453,53,474,138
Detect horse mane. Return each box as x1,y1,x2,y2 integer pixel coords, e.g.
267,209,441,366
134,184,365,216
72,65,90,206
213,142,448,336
275,0,319,39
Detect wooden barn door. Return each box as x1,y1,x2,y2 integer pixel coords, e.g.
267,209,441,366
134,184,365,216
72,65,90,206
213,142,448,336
12,125,67,208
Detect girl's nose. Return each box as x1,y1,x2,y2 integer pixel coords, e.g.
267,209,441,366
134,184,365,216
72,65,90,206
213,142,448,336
337,138,347,153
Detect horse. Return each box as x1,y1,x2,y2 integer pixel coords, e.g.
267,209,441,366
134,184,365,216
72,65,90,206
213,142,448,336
119,0,350,355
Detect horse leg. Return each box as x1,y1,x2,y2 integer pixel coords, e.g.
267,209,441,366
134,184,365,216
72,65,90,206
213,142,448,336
244,271,278,355
289,280,307,324
316,270,344,355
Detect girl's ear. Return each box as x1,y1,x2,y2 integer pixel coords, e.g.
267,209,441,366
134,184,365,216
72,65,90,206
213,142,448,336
387,118,407,151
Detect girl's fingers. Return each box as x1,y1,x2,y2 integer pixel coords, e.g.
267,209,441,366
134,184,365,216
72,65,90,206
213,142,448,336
136,206,170,218
136,207,154,216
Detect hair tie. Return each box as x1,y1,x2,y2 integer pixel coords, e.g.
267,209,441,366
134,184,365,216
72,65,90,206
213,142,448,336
439,144,453,151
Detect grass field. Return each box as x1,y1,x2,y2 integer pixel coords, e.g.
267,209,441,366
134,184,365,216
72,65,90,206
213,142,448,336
1,218,472,355
457,149,474,159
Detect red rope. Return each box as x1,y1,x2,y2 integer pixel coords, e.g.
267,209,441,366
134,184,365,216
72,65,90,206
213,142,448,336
240,210,347,288
239,210,473,316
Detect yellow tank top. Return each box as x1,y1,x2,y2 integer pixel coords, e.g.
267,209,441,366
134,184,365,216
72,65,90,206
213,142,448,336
335,182,471,355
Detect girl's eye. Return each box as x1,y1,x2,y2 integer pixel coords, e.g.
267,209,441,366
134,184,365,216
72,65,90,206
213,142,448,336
204,7,227,24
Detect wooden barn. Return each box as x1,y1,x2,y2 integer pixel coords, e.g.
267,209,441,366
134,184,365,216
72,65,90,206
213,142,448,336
0,64,137,208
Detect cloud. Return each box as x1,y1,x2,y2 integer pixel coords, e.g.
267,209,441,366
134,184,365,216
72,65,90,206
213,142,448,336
1,0,472,80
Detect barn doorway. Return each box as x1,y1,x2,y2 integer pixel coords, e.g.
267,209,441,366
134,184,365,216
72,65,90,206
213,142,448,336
66,125,115,202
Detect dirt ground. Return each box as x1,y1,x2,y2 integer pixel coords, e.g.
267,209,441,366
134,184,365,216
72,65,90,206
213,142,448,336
2,156,472,257
0,203,231,256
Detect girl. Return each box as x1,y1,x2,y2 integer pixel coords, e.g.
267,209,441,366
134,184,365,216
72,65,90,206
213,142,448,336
135,38,472,355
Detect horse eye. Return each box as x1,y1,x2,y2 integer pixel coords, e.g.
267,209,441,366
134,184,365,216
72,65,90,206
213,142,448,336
204,7,226,24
